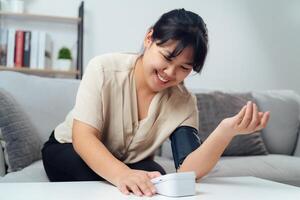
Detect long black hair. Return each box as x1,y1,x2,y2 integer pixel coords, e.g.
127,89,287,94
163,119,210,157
150,8,208,73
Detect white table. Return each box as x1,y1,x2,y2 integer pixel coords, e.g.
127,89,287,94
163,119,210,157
0,176,299,200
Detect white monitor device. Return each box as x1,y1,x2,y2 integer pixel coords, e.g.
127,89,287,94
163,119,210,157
151,171,196,197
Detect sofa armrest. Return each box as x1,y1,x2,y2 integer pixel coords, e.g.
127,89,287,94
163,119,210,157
0,142,6,176
293,128,300,157
293,91,300,157
0,128,6,176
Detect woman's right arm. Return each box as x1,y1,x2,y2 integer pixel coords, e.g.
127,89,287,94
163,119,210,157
72,119,159,196
72,118,129,184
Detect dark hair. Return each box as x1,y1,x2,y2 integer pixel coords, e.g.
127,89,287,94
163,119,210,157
150,8,208,73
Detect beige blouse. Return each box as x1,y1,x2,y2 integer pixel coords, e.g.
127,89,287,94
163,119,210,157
54,53,199,163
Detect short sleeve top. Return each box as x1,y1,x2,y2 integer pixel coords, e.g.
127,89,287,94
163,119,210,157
54,53,199,163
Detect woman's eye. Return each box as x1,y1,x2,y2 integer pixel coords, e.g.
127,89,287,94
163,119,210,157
163,55,172,62
181,66,190,70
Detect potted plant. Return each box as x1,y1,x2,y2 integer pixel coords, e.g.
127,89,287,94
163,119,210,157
55,47,72,71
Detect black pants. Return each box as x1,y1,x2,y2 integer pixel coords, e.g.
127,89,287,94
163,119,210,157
41,131,166,182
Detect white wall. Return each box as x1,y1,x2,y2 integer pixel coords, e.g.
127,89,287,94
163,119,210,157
24,0,300,93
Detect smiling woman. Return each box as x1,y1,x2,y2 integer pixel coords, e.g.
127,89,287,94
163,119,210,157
135,39,196,93
136,9,208,93
41,8,270,198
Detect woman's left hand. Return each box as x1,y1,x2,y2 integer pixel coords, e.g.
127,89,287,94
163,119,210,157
220,101,270,137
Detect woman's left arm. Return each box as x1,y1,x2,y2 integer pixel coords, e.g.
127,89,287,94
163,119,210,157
178,101,270,179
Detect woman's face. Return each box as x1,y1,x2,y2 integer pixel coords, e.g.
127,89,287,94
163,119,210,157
141,31,194,93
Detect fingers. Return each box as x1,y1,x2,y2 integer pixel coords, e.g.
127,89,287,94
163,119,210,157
138,173,157,196
147,171,161,179
237,101,271,134
261,112,270,127
254,111,270,131
248,103,259,130
118,184,130,195
128,182,143,196
136,180,153,196
238,101,253,128
236,105,247,124
225,100,271,136
145,179,157,195
119,171,157,197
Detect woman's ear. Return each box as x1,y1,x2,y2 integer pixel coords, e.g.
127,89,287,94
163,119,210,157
144,29,154,48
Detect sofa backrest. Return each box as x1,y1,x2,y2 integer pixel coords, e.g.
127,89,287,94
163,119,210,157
0,71,80,143
252,90,300,155
1,71,300,156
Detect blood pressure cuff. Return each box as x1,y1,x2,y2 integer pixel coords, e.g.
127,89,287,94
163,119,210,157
170,126,202,170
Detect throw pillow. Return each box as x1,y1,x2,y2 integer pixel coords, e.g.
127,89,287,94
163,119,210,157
195,91,269,156
0,88,42,172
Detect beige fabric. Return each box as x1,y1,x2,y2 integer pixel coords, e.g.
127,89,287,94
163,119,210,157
54,53,198,163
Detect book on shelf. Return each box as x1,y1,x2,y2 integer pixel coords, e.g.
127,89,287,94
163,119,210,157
38,31,52,70
15,30,24,67
0,28,8,66
0,28,53,70
23,31,31,67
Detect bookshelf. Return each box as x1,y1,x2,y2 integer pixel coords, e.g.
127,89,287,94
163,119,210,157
0,1,84,79
0,66,79,77
0,12,81,24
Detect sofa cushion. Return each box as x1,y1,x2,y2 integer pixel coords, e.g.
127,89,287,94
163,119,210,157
0,71,80,143
195,91,269,156
204,154,300,187
0,88,42,173
0,160,49,182
155,155,300,187
253,90,300,155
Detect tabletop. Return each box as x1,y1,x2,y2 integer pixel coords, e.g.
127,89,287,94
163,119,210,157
0,176,299,200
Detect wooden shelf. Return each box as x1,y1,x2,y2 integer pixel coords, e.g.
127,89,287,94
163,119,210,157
0,66,79,77
0,11,81,24
0,2,84,79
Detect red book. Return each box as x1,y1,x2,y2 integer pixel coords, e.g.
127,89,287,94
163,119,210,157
14,30,24,68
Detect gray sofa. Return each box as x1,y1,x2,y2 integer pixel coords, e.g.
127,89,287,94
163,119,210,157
0,71,300,187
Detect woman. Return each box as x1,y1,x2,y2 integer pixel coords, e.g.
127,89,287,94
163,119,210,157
42,8,270,197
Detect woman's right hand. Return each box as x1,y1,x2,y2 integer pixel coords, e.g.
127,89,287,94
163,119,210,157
114,169,161,197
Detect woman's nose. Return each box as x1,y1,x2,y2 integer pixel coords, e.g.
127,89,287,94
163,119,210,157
163,65,176,79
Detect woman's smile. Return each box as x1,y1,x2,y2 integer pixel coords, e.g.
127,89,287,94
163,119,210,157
157,71,169,83
154,70,171,87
